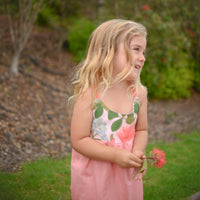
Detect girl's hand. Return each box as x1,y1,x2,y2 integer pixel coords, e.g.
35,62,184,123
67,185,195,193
114,148,143,168
131,150,146,181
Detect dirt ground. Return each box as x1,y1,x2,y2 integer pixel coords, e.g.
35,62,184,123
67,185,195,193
0,16,200,172
147,90,200,142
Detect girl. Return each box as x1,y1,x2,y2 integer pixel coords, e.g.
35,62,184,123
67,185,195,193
70,19,148,200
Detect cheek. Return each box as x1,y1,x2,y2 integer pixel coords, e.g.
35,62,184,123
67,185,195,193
131,53,137,62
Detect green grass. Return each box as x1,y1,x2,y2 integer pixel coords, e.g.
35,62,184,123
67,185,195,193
143,132,200,200
0,132,200,200
0,156,72,200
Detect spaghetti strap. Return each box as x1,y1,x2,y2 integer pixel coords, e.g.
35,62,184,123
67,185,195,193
96,91,100,99
133,88,138,98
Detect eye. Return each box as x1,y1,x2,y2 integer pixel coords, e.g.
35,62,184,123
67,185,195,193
133,48,139,51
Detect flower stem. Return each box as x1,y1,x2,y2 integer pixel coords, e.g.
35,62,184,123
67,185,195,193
143,157,157,161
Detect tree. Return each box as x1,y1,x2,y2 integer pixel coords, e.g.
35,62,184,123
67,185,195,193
5,0,45,75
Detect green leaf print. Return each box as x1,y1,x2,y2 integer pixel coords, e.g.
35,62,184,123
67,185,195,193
108,110,119,120
111,118,122,132
126,114,134,124
134,103,139,114
95,104,103,119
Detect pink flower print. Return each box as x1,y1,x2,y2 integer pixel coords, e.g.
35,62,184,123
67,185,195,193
117,124,135,143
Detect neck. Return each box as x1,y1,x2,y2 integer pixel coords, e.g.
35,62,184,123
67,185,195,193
99,80,133,98
109,80,132,91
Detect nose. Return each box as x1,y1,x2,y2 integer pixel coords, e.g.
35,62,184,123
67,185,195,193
139,53,145,63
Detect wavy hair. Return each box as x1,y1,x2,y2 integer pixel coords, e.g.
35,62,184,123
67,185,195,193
70,19,147,103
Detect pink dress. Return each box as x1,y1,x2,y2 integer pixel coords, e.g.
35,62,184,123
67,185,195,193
71,91,143,200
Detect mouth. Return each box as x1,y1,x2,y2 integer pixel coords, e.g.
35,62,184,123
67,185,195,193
134,64,142,70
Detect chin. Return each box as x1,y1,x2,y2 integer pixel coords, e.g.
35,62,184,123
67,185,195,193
129,72,138,81
126,75,137,83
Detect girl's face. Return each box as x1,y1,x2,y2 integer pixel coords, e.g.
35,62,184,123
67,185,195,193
112,35,146,82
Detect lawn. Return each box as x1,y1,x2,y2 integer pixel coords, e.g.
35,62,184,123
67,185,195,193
143,132,200,200
0,132,200,200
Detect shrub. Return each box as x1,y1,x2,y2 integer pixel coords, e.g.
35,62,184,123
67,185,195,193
36,6,60,27
194,72,200,92
68,18,96,61
138,8,194,99
156,66,193,99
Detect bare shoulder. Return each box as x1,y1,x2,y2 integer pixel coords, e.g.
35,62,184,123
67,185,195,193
71,87,93,140
73,87,93,111
137,85,148,105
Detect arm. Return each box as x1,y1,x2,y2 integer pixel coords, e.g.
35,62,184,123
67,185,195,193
131,86,148,180
71,88,143,168
133,86,148,153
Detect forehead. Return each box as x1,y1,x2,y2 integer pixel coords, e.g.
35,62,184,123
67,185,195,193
130,35,147,48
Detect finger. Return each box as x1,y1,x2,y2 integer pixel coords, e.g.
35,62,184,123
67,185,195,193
137,152,144,158
130,154,143,164
129,160,142,168
142,155,146,159
135,173,142,181
133,150,144,158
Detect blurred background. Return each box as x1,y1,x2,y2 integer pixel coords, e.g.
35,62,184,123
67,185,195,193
0,0,200,172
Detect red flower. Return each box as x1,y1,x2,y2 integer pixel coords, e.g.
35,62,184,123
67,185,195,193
161,58,166,63
185,27,196,37
140,148,166,173
189,30,196,37
142,5,150,10
117,124,135,143
152,148,166,168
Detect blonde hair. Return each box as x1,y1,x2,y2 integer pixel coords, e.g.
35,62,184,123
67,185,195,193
70,19,147,103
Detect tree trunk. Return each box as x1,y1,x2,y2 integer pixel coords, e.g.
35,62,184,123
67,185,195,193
10,50,21,75
6,0,46,76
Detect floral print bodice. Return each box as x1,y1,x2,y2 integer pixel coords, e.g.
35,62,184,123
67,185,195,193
90,92,140,144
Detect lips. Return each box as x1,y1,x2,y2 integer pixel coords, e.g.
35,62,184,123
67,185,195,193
134,64,142,70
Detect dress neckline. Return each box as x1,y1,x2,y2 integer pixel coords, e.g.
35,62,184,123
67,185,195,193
95,98,135,117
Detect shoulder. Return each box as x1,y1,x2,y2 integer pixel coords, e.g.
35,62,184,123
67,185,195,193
137,85,148,105
71,87,93,128
71,88,94,142
74,87,93,111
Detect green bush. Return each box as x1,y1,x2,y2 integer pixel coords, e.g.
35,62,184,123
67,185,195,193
155,66,193,99
138,8,194,99
68,18,96,61
141,50,194,99
194,72,200,91
36,7,60,27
